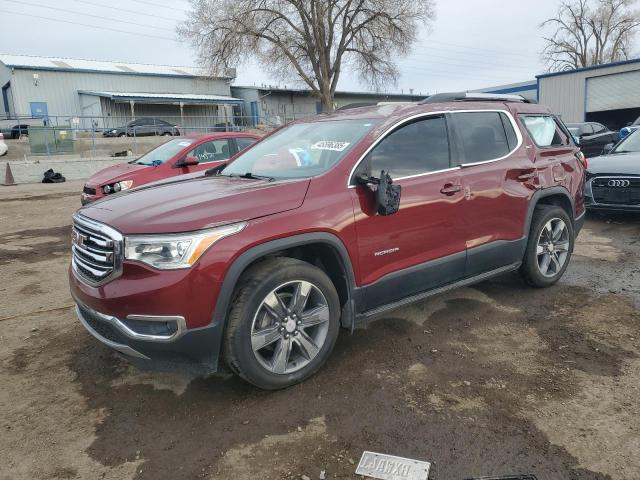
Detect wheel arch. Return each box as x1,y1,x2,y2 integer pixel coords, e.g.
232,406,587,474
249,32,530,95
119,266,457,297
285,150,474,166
211,233,357,334
523,186,575,239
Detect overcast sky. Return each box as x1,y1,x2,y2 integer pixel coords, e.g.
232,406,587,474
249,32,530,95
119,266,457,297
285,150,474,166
0,0,564,94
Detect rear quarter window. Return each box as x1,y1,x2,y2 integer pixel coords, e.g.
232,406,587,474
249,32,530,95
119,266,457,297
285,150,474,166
520,115,570,147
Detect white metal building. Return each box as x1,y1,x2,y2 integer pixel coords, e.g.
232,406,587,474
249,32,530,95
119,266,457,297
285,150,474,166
231,86,423,125
537,58,640,129
0,54,241,129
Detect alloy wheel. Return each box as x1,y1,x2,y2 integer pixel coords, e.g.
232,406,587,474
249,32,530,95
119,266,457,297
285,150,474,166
536,218,570,278
250,280,330,374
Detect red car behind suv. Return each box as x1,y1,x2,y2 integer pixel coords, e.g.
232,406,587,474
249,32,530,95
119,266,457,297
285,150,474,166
81,132,261,204
69,93,585,389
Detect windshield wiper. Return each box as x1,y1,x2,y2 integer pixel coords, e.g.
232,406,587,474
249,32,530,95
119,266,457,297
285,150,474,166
234,172,276,182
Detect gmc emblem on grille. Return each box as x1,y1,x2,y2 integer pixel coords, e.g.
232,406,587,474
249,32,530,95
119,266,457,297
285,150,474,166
608,179,630,187
72,229,87,249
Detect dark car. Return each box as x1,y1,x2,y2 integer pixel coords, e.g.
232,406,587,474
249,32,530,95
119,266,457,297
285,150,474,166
70,93,586,389
566,122,619,158
585,129,640,211
103,118,180,137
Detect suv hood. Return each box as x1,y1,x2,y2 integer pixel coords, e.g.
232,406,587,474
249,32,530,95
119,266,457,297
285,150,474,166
80,175,311,234
587,152,640,175
86,162,148,186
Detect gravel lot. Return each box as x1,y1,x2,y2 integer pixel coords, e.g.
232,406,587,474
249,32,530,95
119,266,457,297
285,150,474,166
1,182,639,480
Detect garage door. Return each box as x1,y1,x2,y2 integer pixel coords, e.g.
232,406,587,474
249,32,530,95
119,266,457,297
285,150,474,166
586,70,640,112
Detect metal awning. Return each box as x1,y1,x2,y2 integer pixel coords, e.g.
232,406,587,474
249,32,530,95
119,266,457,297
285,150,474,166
78,90,243,105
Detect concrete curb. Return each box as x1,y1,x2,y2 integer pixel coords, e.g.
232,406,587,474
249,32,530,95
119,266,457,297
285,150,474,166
1,156,138,184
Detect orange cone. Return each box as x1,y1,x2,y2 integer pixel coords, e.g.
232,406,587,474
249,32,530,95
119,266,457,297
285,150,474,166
2,163,15,186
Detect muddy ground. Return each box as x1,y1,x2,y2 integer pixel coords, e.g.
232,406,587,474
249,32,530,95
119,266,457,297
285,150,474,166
1,182,639,480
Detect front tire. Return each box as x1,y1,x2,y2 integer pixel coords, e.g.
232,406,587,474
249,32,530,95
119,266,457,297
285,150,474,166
520,205,574,288
223,257,341,390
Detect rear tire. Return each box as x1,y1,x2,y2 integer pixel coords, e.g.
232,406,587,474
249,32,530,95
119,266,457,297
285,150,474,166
520,205,574,288
223,257,341,390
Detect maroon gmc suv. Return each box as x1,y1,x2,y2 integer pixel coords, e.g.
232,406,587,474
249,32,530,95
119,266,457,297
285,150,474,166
69,93,586,389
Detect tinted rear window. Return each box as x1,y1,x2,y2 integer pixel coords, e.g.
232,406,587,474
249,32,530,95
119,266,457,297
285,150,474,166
453,112,516,163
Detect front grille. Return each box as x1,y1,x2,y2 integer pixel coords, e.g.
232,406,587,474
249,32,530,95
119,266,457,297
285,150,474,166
71,215,122,285
592,177,640,205
83,185,96,195
79,304,121,343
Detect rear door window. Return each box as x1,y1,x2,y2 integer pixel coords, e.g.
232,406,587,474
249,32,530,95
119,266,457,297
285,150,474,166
189,139,231,163
358,115,450,180
520,115,570,147
452,111,518,164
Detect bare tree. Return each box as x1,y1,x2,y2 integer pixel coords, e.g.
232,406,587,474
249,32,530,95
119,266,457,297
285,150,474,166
178,0,435,111
541,0,640,71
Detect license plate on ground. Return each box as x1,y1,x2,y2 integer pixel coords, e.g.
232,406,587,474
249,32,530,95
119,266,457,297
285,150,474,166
355,451,430,480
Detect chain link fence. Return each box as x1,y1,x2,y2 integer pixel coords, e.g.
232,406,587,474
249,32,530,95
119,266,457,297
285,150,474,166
1,114,296,160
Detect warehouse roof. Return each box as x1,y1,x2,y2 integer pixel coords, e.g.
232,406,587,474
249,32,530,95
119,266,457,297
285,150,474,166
79,91,243,104
0,53,229,79
536,57,640,79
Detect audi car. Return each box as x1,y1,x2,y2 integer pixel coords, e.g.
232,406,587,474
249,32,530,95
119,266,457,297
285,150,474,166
585,129,640,211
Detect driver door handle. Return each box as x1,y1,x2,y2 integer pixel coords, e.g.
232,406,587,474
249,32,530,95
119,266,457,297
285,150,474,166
440,183,462,196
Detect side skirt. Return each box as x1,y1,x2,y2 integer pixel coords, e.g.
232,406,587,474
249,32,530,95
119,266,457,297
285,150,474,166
355,261,521,325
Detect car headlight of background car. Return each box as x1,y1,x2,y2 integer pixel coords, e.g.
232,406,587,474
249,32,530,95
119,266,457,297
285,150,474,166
102,180,134,194
124,222,247,269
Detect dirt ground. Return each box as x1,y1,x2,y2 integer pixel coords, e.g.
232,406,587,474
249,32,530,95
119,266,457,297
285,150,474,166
1,182,639,480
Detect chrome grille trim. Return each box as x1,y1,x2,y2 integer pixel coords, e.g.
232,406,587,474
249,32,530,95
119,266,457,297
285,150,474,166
71,214,123,286
589,175,640,206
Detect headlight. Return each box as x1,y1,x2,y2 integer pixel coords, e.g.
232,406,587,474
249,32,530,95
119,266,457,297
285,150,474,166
124,222,246,269
103,180,134,194
113,180,133,192
111,129,117,133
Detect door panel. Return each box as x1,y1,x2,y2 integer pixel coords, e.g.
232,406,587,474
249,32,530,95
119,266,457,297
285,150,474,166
349,114,466,311
452,111,533,277
351,171,466,310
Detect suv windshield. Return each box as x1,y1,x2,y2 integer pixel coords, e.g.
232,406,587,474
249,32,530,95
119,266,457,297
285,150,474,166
612,129,640,153
222,119,377,179
134,139,195,166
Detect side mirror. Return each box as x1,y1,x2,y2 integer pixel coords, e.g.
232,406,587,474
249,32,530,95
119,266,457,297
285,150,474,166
178,155,199,167
603,143,614,154
354,171,401,215
375,171,401,216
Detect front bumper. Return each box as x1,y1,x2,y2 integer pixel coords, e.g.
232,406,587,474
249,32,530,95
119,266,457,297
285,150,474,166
74,299,224,375
585,177,640,211
69,243,227,374
81,193,98,205
585,194,640,211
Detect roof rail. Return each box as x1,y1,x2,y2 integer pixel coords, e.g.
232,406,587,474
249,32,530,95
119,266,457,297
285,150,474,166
419,92,537,104
336,101,416,111
336,102,378,111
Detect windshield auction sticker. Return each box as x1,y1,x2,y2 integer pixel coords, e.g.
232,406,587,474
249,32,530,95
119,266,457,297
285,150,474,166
355,451,430,480
310,140,350,152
